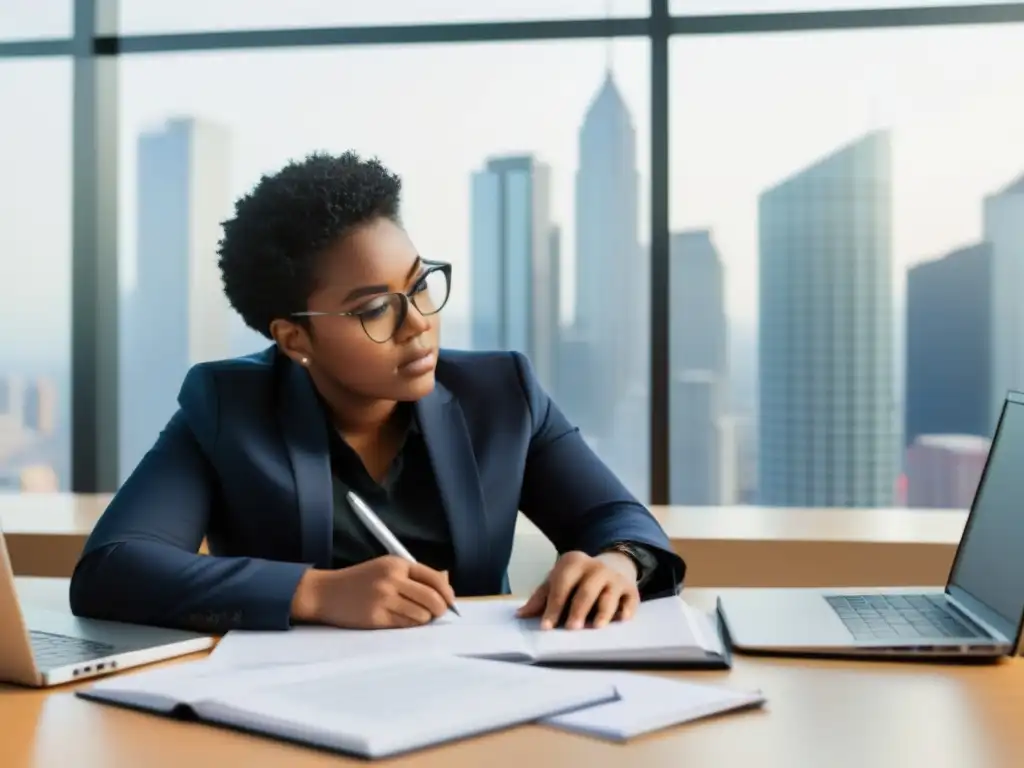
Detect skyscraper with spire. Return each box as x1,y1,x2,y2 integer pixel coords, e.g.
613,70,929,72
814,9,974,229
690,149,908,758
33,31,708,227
571,68,643,439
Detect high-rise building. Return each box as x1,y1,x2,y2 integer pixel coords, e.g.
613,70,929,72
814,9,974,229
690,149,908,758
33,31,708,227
670,370,736,504
670,230,727,375
470,154,556,388
984,174,1024,428
669,230,734,504
905,243,992,447
568,69,647,499
554,332,597,432
120,117,232,481
23,377,57,435
906,434,989,509
572,70,642,437
758,130,898,507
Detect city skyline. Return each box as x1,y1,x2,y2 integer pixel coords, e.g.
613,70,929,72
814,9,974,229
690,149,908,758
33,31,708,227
8,23,1024,369
4,4,1024,505
98,92,1023,505
4,96,1022,503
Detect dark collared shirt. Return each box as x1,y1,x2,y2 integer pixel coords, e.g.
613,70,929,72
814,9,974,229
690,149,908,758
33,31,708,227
325,406,658,586
327,407,454,573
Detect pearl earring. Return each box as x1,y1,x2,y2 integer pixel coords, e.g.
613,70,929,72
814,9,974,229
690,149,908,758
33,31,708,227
300,357,309,366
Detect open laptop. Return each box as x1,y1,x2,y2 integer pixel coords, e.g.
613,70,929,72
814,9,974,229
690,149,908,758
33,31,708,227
717,391,1024,661
0,529,214,687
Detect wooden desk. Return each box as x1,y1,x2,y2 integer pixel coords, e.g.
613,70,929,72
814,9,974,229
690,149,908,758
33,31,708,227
515,505,967,590
0,495,110,578
1,493,967,589
3,578,1022,768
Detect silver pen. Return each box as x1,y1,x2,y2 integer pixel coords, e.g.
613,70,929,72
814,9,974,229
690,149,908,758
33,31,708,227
346,490,461,617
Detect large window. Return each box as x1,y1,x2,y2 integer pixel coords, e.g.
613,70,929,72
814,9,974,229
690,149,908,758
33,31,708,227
115,39,654,500
7,1,1024,505
0,59,72,492
118,0,649,34
668,24,1024,508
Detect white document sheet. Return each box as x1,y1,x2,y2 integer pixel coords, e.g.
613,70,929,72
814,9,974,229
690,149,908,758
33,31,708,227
543,671,765,741
209,601,532,669
210,597,721,669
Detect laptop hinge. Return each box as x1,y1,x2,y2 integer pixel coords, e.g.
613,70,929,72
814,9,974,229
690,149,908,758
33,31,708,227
948,596,1010,643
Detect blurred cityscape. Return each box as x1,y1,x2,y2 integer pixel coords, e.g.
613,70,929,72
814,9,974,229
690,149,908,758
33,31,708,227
4,63,1022,510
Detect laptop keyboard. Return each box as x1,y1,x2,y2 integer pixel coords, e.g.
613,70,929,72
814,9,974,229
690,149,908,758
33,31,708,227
29,630,116,667
826,594,987,642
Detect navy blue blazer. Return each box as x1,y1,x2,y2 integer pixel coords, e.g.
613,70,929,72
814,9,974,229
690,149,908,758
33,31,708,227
70,347,684,633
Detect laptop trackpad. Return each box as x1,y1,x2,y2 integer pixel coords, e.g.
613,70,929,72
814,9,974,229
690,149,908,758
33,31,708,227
719,588,854,649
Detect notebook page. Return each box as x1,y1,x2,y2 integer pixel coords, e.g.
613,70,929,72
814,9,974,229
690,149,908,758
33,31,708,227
433,600,523,626
543,671,765,741
203,654,618,758
209,604,531,669
527,596,714,662
81,657,360,710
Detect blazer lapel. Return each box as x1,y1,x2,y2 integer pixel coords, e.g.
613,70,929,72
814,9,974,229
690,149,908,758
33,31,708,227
277,358,334,568
415,384,492,593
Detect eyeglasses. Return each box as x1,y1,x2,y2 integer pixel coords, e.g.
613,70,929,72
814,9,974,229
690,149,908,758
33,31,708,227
291,260,452,343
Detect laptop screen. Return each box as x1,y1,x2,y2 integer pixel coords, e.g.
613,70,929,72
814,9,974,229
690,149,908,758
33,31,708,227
948,396,1024,632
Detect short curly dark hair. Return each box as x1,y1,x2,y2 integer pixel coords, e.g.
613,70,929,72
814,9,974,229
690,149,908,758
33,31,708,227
217,150,402,338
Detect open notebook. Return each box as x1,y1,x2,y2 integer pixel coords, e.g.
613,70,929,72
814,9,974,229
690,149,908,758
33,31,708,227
210,596,731,670
543,671,765,741
76,653,617,760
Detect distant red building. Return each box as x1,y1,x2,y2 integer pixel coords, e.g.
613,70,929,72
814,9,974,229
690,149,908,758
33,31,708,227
906,434,990,509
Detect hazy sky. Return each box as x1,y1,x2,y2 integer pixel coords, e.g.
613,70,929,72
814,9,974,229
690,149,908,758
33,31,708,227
2,2,1023,367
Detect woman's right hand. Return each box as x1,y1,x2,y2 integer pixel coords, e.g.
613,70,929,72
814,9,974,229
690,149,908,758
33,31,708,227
290,556,455,629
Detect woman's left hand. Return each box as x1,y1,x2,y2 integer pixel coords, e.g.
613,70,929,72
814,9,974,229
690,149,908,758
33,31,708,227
516,550,640,630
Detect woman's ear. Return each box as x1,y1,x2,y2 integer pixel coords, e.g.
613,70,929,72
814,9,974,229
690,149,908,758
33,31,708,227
269,318,313,367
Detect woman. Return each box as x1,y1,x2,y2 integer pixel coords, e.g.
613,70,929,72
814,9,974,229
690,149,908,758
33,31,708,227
69,151,684,634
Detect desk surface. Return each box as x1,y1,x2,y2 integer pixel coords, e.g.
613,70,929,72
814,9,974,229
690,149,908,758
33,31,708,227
0,492,968,544
2,578,1021,768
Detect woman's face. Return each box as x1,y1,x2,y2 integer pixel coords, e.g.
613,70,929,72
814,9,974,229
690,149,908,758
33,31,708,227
283,217,442,403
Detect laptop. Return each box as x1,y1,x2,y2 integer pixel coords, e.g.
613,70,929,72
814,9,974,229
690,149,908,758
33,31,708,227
717,391,1024,661
0,529,214,687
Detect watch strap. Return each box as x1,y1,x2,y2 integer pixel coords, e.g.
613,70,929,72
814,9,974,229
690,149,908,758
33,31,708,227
602,541,658,587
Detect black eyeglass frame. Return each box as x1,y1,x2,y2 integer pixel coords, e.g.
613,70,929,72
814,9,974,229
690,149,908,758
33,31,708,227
290,259,452,343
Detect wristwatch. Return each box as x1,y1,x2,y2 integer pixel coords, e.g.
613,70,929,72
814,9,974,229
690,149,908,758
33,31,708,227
602,541,657,587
